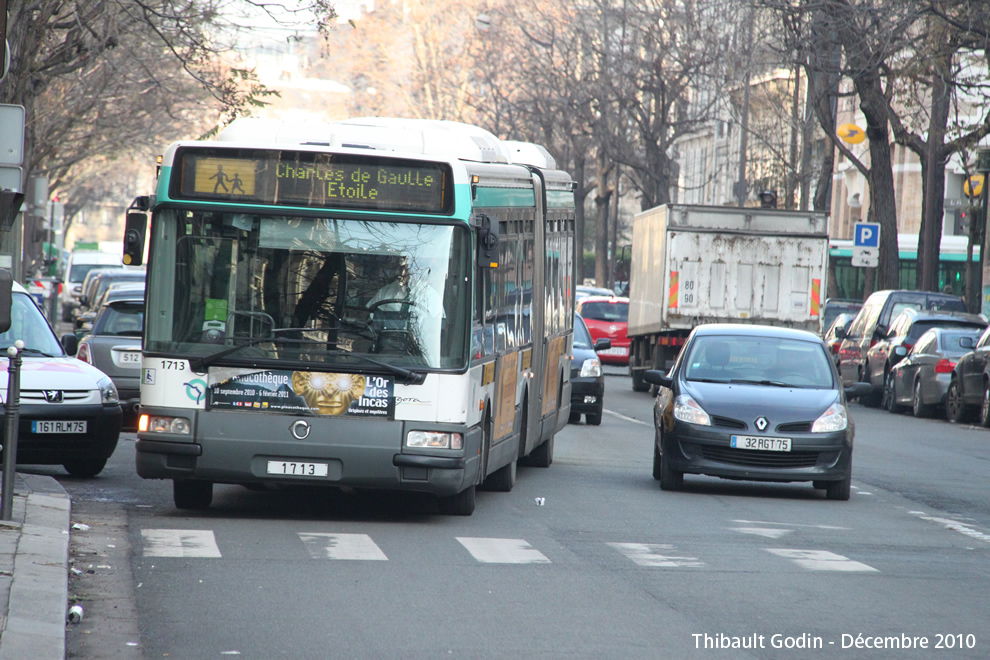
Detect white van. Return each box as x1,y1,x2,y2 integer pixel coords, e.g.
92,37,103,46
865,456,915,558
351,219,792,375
60,250,124,321
2,281,122,476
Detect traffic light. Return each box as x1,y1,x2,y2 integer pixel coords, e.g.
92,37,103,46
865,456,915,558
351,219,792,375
954,209,969,236
123,212,147,266
759,190,778,208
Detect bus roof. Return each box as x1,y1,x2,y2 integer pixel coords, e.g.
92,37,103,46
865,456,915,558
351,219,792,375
214,117,557,170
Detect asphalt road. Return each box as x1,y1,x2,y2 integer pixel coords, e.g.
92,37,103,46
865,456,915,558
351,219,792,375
28,368,990,659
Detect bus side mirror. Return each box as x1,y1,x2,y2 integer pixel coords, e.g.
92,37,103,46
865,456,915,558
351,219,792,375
0,268,12,333
474,214,499,269
123,212,147,266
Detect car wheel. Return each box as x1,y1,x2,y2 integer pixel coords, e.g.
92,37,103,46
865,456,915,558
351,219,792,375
173,480,213,510
882,370,901,413
945,379,970,423
586,407,603,426
568,411,581,424
825,473,851,501
437,485,476,516
980,382,990,428
859,364,881,407
658,436,683,491
652,436,662,481
62,457,108,478
912,379,932,418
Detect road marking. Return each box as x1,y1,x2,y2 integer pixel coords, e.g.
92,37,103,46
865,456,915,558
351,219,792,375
457,537,550,564
909,512,990,544
298,533,389,560
141,529,221,558
766,549,878,572
732,520,849,530
608,542,704,567
732,527,793,539
603,409,652,426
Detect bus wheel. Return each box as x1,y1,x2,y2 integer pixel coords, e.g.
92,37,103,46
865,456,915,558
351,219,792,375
528,435,553,468
437,485,476,515
174,480,213,510
484,457,517,492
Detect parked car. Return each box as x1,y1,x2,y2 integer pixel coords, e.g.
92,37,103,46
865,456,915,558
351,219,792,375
569,314,610,426
821,298,863,337
837,289,967,403
643,323,871,500
576,285,614,301
868,308,987,410
2,281,122,477
887,326,985,417
944,325,990,425
823,312,856,366
74,269,146,328
66,296,144,430
575,296,630,365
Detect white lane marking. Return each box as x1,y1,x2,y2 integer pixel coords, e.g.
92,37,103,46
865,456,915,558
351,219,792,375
766,549,878,572
603,409,652,426
732,520,850,530
909,512,990,544
608,542,704,567
457,537,551,564
298,533,388,560
141,529,221,558
732,527,793,539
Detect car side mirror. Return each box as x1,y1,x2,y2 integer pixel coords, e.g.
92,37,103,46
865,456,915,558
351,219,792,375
61,333,78,356
893,345,907,357
643,369,673,390
844,382,874,400
594,338,611,351
834,326,847,339
873,325,887,339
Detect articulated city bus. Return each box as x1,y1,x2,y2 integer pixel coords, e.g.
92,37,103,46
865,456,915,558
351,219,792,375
124,117,576,515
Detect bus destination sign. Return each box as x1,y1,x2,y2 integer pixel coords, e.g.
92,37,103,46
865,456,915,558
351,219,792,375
173,147,452,214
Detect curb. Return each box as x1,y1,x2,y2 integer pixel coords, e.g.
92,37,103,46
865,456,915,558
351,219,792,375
0,474,70,660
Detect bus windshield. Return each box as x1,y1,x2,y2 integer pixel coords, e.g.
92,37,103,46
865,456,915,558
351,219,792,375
145,210,471,370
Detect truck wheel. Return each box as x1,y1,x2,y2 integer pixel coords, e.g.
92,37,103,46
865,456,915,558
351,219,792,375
631,369,649,392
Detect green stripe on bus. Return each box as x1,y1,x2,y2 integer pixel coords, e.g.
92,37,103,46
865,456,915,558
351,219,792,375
474,187,535,207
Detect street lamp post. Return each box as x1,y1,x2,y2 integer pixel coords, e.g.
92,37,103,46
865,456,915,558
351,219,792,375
975,148,990,316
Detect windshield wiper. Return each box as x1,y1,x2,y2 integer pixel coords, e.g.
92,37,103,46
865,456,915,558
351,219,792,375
728,378,794,388
188,327,427,385
13,347,58,358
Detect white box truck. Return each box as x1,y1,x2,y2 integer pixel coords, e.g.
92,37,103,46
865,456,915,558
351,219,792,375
627,204,830,391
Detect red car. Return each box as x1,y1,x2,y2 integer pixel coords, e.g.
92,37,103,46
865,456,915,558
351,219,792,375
576,296,630,365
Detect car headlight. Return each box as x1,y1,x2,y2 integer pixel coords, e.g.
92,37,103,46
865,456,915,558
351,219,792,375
98,377,119,404
673,395,711,426
579,358,602,378
812,402,848,433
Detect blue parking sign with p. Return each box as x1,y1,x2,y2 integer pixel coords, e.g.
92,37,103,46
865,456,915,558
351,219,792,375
854,222,880,248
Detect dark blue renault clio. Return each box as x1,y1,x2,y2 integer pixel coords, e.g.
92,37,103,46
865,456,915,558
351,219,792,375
644,324,871,500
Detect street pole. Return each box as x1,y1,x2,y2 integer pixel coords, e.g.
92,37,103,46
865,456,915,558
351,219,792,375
1,340,23,520
976,148,990,317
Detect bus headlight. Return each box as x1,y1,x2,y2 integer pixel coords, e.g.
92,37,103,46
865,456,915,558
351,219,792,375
406,431,463,450
140,414,192,435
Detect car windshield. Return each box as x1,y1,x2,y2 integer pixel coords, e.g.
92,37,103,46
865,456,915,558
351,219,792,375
581,300,628,322
573,316,593,349
683,334,834,388
0,293,64,356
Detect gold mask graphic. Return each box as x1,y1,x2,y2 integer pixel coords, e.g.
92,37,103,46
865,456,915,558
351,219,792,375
292,372,367,416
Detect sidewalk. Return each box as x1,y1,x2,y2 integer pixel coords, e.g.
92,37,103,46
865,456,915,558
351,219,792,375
0,472,71,660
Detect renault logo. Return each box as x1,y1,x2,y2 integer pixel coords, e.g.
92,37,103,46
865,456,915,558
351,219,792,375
290,420,311,440
755,416,769,431
44,390,63,403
